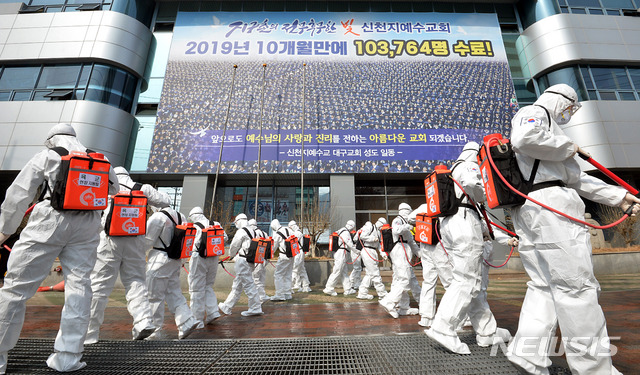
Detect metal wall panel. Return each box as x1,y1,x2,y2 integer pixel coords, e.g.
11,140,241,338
563,101,640,169
0,101,134,171
517,14,640,79
0,11,151,78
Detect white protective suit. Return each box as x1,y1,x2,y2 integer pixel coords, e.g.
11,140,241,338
218,214,263,316
323,221,356,296
379,204,420,318
249,219,270,302
507,84,636,375
409,204,454,328
188,207,228,328
85,167,171,344
348,229,363,293
270,219,295,301
0,123,118,373
355,220,387,299
144,207,199,340
290,221,311,292
425,143,511,354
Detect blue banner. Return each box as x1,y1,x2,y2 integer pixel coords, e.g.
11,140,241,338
149,12,518,174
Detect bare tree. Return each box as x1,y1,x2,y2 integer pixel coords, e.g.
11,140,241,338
209,201,236,238
598,204,639,247
294,196,333,258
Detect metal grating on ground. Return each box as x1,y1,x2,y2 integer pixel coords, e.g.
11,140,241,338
8,334,571,374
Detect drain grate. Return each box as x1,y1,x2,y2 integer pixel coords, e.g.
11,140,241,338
8,334,571,374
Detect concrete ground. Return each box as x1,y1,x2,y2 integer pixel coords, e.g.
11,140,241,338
10,270,640,374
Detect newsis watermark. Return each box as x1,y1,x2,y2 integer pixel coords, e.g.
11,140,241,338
490,336,620,358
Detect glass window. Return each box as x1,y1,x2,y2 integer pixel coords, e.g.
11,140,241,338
390,2,412,12
567,0,600,6
286,0,306,11
0,66,40,90
629,68,640,89
178,1,199,11
601,0,634,8
580,66,594,89
619,92,637,100
370,1,390,12
560,6,570,12
355,196,386,210
349,1,369,11
495,3,517,23
221,1,242,11
588,90,598,100
327,1,347,11
513,79,538,104
78,64,91,88
155,1,178,22
598,91,617,100
307,1,327,11
475,3,495,13
412,2,432,12
433,2,454,12
12,91,33,100
0,92,11,101
588,8,604,14
454,2,475,13
199,1,220,11
36,65,81,89
571,8,588,13
591,67,632,90
605,8,621,15
29,0,61,5
86,64,136,112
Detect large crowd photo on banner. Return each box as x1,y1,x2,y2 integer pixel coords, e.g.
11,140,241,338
148,12,518,174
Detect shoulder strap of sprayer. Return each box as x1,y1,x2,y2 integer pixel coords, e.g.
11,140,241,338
194,222,205,229
242,227,255,239
525,105,555,185
156,210,180,250
39,147,69,202
277,228,290,240
337,228,348,249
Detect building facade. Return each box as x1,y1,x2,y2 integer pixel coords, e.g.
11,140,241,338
1,0,639,254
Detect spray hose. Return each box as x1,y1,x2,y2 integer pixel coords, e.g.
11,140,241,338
485,138,634,230
219,256,236,278
346,252,361,265
399,239,421,267
1,203,38,252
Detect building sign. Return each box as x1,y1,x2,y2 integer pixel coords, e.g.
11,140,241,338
149,12,518,174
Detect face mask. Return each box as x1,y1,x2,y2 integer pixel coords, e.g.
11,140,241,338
556,109,572,125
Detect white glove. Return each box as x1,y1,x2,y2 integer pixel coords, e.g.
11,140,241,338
620,193,640,216
507,237,519,247
0,233,9,246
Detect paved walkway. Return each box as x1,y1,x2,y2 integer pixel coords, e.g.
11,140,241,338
10,272,640,374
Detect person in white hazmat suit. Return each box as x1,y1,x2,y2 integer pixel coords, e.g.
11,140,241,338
408,204,455,328
507,84,640,375
218,214,264,316
378,203,421,318
85,167,171,344
248,219,270,303
323,220,356,296
355,218,388,300
0,123,118,373
144,207,199,340
347,230,363,294
290,221,312,293
425,142,512,354
270,219,296,301
187,207,227,328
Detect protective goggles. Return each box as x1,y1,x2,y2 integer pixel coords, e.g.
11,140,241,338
546,90,582,114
